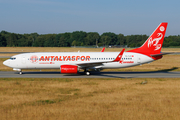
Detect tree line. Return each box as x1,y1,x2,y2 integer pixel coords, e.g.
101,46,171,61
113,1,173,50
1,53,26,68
0,30,180,47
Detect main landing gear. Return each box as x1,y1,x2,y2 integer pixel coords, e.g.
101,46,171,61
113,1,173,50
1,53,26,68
18,69,22,75
86,71,90,75
84,69,90,76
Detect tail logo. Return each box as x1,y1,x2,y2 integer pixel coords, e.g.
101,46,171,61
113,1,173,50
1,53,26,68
160,26,165,32
148,26,165,51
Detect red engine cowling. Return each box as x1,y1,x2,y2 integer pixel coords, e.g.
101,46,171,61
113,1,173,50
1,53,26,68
60,65,78,74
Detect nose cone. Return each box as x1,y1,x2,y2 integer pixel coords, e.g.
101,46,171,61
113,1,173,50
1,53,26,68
3,60,9,67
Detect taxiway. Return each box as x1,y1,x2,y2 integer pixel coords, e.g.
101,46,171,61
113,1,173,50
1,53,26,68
0,71,180,78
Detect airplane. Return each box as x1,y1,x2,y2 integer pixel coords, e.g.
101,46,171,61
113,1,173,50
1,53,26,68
3,22,168,75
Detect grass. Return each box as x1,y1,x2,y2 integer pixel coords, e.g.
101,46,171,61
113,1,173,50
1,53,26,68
1,47,180,119
1,78,180,120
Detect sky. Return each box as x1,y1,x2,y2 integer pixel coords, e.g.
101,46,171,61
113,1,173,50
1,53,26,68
0,0,180,36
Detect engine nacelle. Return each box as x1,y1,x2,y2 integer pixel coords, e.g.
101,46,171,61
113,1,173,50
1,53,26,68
60,65,78,74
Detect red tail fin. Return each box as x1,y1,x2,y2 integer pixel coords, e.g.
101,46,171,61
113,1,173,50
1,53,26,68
127,22,168,56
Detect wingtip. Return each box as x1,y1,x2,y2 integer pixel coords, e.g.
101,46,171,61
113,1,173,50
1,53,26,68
101,47,105,52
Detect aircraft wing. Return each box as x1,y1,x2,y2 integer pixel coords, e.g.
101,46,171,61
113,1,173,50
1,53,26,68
77,49,125,68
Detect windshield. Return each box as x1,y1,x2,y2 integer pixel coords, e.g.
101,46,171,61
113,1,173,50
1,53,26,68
10,57,16,60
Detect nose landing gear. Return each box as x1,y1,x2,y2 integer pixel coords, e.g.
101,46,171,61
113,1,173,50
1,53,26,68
13,68,22,75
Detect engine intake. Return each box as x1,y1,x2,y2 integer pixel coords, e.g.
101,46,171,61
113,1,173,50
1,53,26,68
60,65,78,74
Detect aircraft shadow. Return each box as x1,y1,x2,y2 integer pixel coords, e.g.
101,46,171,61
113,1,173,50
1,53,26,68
95,67,179,75
19,67,179,76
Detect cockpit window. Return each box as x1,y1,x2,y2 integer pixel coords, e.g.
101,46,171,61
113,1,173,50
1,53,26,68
10,57,16,60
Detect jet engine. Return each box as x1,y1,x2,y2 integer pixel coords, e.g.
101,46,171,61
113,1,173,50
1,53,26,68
60,65,78,74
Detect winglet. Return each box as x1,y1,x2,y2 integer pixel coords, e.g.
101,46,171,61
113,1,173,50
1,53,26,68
113,48,125,62
101,47,105,52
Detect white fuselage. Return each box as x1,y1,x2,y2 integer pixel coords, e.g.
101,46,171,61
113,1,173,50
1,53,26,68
3,52,154,70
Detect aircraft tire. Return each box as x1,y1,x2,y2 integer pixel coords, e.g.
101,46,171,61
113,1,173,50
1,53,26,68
86,71,90,76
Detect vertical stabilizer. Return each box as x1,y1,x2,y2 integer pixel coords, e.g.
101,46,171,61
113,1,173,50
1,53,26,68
127,22,168,56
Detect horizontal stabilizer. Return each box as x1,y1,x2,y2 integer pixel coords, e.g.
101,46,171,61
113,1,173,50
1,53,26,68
150,52,173,57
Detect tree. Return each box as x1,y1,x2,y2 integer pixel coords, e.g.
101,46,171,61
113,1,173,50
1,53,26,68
18,37,27,47
100,36,111,46
72,40,76,47
63,33,71,46
59,36,67,47
70,31,87,46
30,33,39,46
125,35,134,47
117,34,125,45
6,33,18,46
101,32,118,45
85,32,100,46
43,34,56,47
33,36,45,47
1,30,180,48
0,34,6,46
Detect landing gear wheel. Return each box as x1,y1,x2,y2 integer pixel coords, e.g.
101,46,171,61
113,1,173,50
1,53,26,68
19,71,22,75
86,71,90,76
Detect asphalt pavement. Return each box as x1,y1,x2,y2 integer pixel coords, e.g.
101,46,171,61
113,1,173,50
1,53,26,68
0,71,180,78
